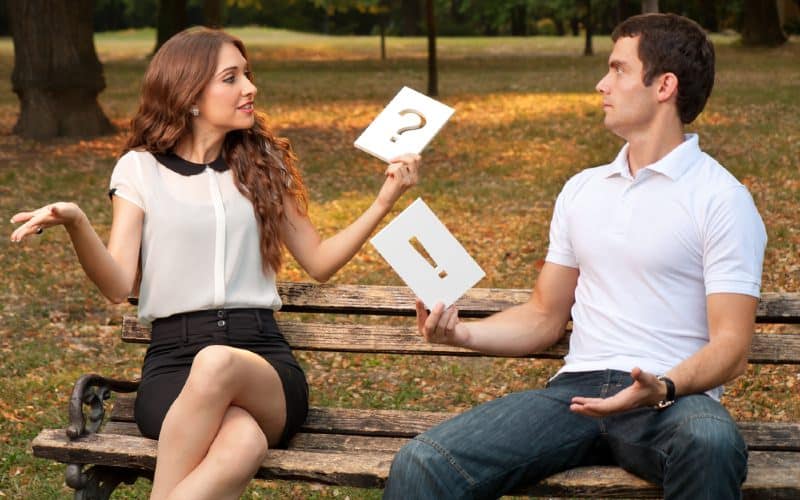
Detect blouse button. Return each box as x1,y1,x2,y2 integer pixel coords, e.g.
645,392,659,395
217,320,226,327
217,310,225,318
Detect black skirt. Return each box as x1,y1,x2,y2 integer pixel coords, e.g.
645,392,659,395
133,308,308,448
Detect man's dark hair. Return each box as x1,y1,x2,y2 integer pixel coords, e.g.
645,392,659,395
612,13,715,124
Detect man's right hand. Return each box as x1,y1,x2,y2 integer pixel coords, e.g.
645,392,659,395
416,298,470,347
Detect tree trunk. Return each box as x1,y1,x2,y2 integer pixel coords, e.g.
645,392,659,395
570,16,580,36
584,0,593,56
202,0,223,28
380,19,386,60
510,5,527,36
8,0,114,139
698,0,719,32
401,0,422,36
155,0,188,53
742,0,788,46
641,0,658,14
425,0,437,96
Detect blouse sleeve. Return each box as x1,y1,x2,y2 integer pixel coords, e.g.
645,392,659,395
109,151,146,210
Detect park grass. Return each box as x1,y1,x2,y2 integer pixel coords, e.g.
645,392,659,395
0,27,799,498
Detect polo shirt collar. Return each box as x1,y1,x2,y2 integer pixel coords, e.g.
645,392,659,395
604,134,701,181
154,151,228,176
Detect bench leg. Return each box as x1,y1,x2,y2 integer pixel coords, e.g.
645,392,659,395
66,463,141,500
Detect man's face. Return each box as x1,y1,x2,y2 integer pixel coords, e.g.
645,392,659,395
595,35,659,138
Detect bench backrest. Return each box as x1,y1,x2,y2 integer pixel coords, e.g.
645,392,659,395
123,283,800,364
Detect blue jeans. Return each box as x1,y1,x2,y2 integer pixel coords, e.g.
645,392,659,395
384,370,747,500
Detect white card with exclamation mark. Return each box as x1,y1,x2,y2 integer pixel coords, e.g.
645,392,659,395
371,198,485,308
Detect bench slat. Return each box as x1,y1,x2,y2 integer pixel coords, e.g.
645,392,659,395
123,283,798,321
108,396,799,451
120,319,800,364
102,421,409,454
277,282,529,317
31,429,800,497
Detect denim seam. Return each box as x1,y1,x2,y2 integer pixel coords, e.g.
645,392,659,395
668,413,748,457
414,435,478,487
663,413,748,494
463,433,598,496
610,412,746,485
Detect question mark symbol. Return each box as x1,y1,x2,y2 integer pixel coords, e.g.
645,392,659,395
391,109,427,143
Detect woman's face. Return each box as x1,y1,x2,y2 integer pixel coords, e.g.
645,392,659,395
193,42,257,133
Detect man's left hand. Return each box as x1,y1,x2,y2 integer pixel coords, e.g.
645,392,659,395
569,367,667,417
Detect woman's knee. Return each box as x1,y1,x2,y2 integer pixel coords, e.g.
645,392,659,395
214,408,269,470
184,345,238,398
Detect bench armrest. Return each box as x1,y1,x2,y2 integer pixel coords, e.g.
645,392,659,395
67,374,139,439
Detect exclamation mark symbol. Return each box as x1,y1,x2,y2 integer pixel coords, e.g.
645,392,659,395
409,236,447,279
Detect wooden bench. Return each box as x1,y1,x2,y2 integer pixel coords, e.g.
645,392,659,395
32,282,800,498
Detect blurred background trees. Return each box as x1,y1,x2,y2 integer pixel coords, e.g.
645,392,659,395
0,0,791,41
1,0,797,139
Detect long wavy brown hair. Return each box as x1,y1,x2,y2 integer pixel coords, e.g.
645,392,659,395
125,27,307,275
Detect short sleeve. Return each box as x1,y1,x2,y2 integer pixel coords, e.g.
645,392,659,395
545,181,579,269
109,151,146,210
703,185,767,298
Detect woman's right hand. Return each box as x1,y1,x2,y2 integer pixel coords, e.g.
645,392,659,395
10,202,85,242
374,153,421,212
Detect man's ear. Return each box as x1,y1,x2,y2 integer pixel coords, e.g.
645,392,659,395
656,72,679,103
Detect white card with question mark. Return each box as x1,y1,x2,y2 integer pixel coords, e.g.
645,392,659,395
371,198,485,309
354,87,455,163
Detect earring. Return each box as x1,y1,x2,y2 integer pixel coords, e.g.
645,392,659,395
190,106,199,117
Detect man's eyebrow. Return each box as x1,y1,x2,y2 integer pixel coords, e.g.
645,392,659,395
608,59,626,68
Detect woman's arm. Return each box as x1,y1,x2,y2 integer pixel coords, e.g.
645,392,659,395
10,197,144,303
281,154,420,282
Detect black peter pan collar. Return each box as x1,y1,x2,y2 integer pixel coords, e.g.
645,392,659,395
154,151,229,176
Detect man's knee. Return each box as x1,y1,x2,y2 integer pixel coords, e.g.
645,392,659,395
386,437,460,498
676,416,746,457
389,438,437,480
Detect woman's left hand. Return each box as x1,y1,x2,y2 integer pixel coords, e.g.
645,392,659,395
375,153,421,211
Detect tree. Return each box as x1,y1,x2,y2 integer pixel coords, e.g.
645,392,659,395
203,0,223,28
155,0,188,53
583,0,593,56
741,0,787,46
8,0,114,139
401,0,422,35
510,3,527,36
641,0,658,13
426,0,438,96
311,0,390,58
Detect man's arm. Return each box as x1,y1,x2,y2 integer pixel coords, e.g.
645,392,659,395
417,262,579,356
570,292,757,416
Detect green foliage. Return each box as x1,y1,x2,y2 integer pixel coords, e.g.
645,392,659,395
87,0,771,36
1,28,798,498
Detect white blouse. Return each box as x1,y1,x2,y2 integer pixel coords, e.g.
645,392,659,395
109,150,282,325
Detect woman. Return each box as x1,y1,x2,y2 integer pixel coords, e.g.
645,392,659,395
10,28,420,499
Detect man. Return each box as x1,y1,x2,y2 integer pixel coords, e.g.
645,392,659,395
384,13,767,500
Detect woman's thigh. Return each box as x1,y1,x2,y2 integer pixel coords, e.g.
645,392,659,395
188,345,288,447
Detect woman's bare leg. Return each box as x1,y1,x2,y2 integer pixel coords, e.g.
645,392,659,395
149,345,287,500
165,405,268,500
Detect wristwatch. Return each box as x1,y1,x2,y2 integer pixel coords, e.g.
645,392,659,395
655,375,676,410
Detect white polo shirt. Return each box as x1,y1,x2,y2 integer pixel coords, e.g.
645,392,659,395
545,134,767,399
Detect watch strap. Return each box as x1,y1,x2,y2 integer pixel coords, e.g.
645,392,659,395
655,375,676,409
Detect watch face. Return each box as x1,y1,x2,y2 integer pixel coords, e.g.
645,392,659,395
656,399,675,410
